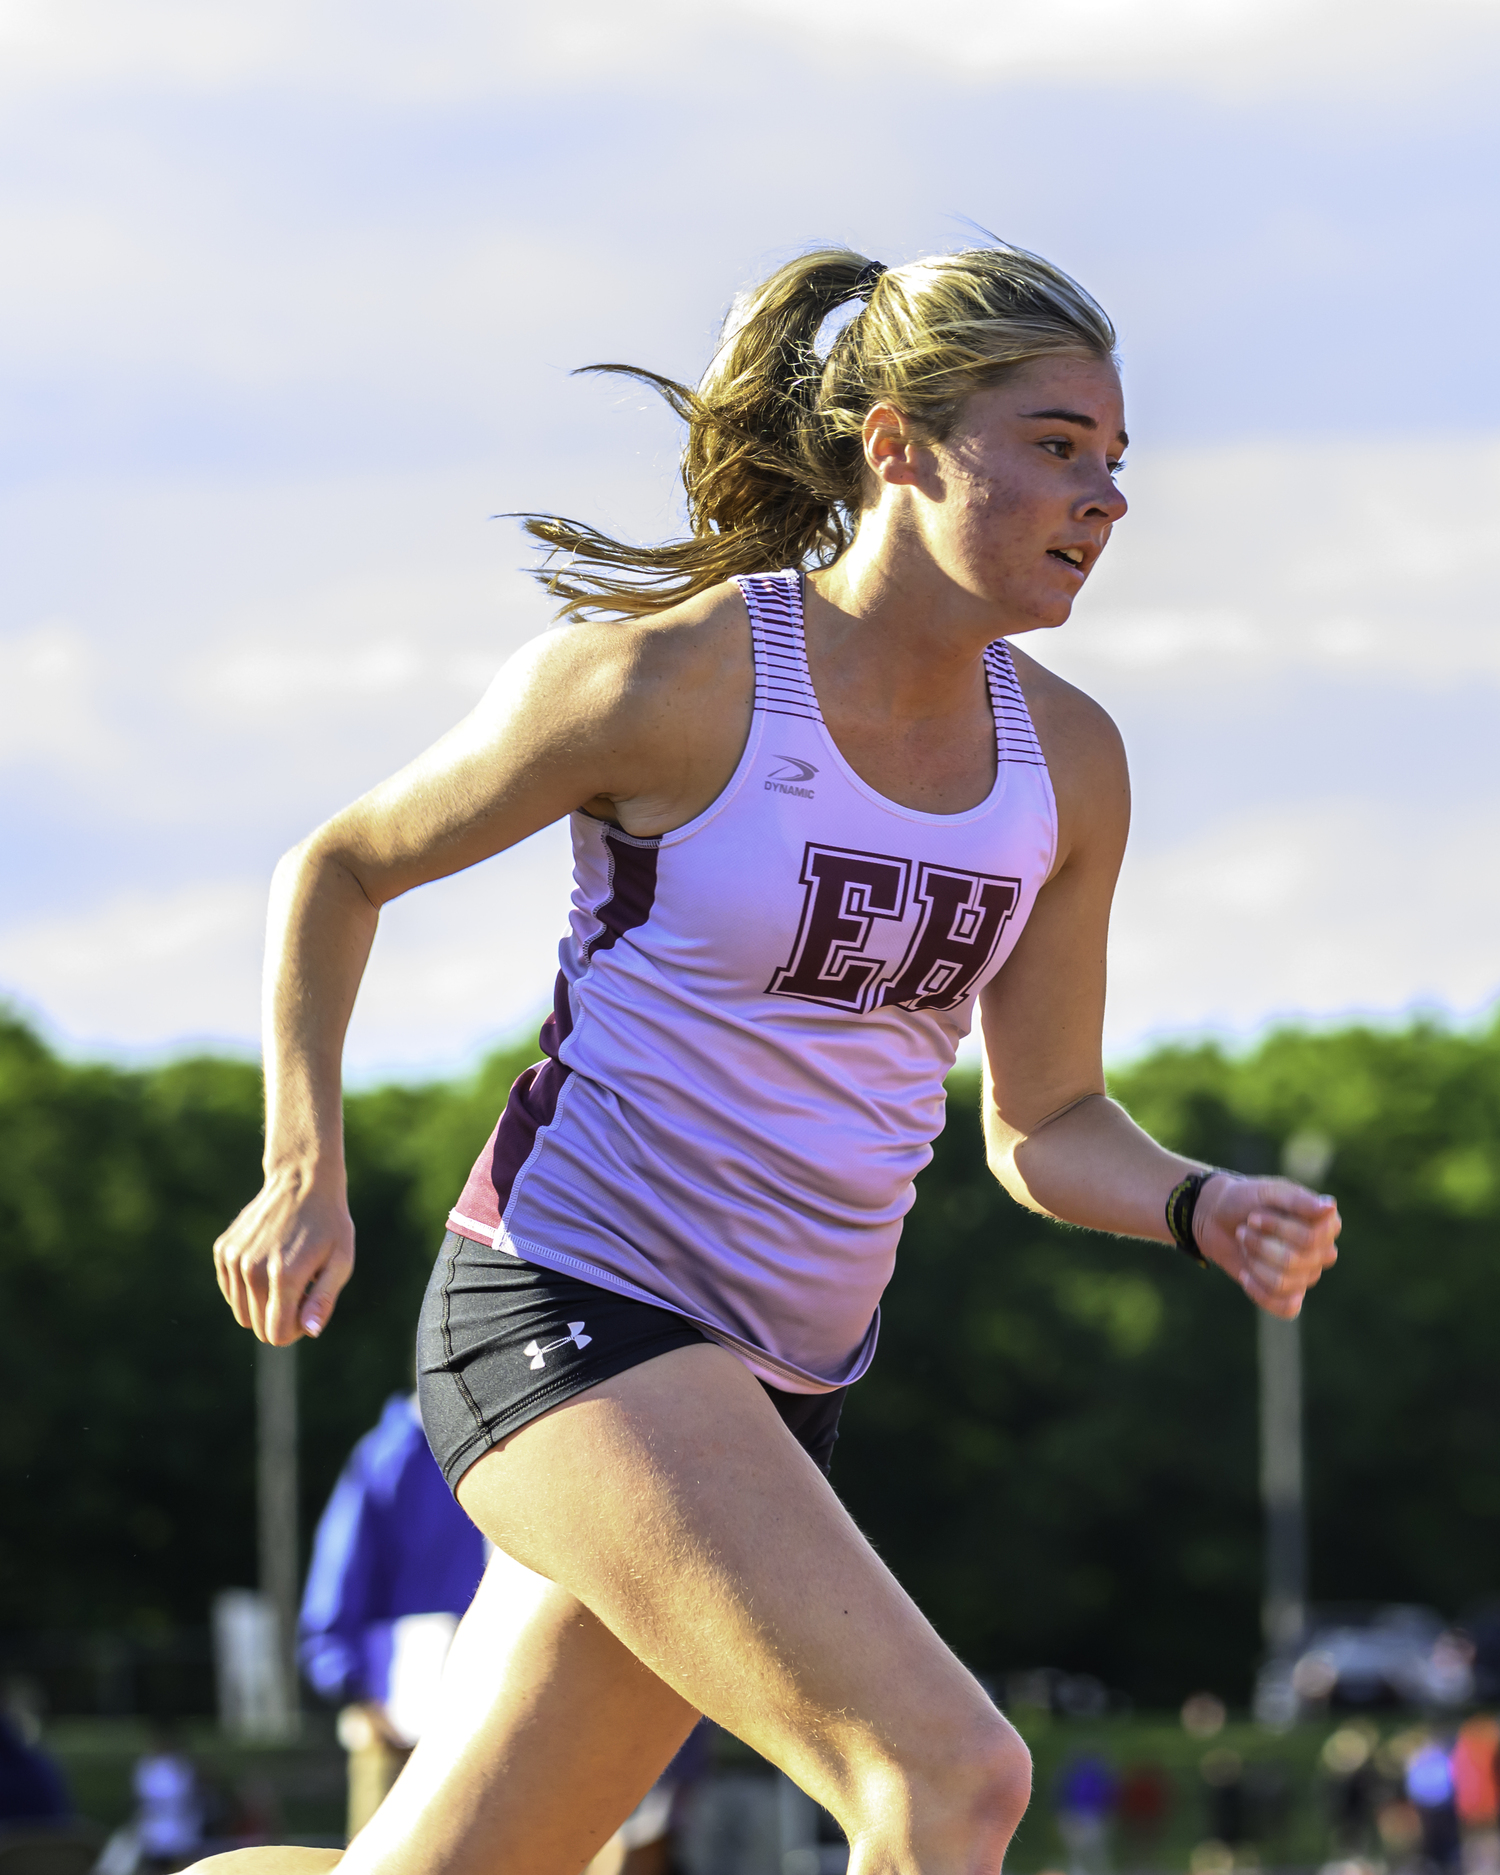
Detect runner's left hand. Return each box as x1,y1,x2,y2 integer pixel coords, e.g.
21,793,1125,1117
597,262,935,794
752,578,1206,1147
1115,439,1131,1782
1194,1174,1340,1318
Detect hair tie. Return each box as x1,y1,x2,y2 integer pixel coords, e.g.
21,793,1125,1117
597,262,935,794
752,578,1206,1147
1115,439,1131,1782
852,260,887,300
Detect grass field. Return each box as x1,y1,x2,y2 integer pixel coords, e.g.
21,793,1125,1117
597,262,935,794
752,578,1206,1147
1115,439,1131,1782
46,1718,347,1843
1004,1711,1342,1872
43,1708,1416,1871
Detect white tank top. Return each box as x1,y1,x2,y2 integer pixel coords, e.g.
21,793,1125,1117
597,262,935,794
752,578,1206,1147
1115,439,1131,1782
449,571,1058,1391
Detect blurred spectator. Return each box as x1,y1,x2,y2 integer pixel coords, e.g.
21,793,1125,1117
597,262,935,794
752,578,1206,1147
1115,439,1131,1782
1434,1634,1478,1707
1200,1749,1246,1849
1372,1731,1425,1871
1406,1737,1460,1873
0,1709,70,1825
133,1728,204,1870
1378,1798,1425,1870
1463,1608,1500,1704
1244,1759,1292,1851
1054,1753,1116,1875
1115,1760,1172,1857
1323,1721,1381,1857
1452,1715,1500,1874
299,1392,486,1840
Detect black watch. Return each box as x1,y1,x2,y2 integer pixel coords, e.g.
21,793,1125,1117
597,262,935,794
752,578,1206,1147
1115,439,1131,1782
1165,1169,1226,1264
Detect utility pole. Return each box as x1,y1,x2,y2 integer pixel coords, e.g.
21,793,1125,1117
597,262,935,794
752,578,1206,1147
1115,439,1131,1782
256,1339,300,1736
1258,1309,1305,1655
1259,1129,1333,1658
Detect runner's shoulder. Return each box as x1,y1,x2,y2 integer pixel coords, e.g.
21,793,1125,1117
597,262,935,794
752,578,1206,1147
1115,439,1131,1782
516,580,750,724
1004,638,1126,784
1004,639,1128,857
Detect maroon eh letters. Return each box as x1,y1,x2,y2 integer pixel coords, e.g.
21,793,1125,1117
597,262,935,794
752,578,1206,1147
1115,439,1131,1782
767,842,1019,1013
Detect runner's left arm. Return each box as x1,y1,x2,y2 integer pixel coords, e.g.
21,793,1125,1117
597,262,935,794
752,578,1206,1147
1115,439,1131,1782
977,678,1339,1317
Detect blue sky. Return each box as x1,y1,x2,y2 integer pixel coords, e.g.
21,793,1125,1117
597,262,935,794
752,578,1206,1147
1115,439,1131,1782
2,0,1498,1079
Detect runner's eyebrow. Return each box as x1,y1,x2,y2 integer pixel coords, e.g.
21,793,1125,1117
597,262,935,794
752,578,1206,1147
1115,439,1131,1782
1020,407,1130,450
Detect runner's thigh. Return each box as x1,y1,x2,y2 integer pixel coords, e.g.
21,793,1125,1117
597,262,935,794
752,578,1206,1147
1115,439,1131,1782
454,1341,1012,1833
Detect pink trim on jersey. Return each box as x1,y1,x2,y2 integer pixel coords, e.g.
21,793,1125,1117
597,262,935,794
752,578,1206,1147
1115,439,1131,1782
449,571,1058,1392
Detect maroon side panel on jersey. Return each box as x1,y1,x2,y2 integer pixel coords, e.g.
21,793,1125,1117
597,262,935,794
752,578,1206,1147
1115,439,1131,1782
459,831,662,1230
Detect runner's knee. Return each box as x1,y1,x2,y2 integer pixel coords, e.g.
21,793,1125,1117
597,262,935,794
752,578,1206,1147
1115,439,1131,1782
846,1708,1031,1872
926,1713,1031,1838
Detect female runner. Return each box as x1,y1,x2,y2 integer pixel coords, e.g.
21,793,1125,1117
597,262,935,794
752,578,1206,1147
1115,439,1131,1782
206,244,1341,1875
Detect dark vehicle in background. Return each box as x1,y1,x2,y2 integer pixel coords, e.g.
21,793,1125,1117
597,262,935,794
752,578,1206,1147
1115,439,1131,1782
1255,1606,1474,1725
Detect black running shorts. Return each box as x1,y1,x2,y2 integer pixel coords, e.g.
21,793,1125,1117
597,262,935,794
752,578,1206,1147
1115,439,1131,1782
417,1230,846,1491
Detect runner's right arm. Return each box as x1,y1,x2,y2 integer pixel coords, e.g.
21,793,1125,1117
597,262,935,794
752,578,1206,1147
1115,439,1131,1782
213,591,751,1345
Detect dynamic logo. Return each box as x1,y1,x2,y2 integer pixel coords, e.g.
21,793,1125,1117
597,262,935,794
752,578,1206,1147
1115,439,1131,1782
765,755,818,799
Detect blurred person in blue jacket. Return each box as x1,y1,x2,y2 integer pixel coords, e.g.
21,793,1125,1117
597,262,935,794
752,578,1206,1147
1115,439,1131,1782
298,1392,486,1839
1406,1735,1461,1873
133,1726,204,1870
1055,1752,1117,1875
0,1711,70,1825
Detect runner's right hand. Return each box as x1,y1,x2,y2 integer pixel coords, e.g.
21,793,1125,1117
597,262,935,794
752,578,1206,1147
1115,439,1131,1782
212,1165,355,1344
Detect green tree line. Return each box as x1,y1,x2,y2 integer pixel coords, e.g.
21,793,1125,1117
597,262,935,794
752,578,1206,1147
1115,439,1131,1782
2,1009,1496,1704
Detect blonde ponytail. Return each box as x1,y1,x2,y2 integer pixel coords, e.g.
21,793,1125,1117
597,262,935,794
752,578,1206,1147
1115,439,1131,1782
520,243,1116,621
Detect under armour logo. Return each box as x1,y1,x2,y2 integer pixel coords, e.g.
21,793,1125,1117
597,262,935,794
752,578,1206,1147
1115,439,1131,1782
769,755,818,782
523,1322,592,1370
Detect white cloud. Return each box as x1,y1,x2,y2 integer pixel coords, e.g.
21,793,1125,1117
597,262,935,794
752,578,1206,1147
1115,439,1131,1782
2,0,1495,100
196,570,518,715
1029,435,1500,691
345,825,572,1081
0,879,265,1051
0,182,592,414
0,619,122,767
0,468,555,829
0,0,301,91
0,825,571,1078
204,641,497,711
1102,797,1500,1057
